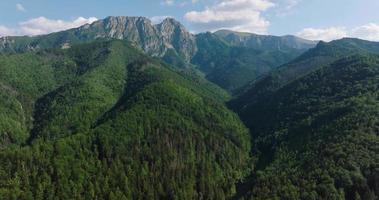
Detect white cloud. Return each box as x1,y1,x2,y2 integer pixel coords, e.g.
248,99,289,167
297,27,348,41
352,23,379,42
185,0,275,33
0,17,98,37
16,3,26,12
297,23,379,42
0,26,15,37
150,16,173,24
274,0,301,17
162,0,175,5
162,0,198,6
282,0,301,10
19,16,98,36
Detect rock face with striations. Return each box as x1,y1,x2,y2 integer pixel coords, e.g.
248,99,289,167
87,16,197,59
0,16,197,61
156,18,197,60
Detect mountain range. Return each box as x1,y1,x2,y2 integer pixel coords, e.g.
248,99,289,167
0,16,377,200
0,16,317,91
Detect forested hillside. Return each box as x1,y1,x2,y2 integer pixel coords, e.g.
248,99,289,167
0,40,251,199
0,15,378,200
0,16,316,93
232,38,379,105
230,55,379,200
192,32,308,91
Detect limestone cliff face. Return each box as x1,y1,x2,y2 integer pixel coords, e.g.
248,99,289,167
75,16,197,59
156,18,197,60
0,16,197,61
90,17,163,56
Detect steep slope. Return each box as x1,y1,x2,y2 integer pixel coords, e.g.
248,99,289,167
231,55,379,200
0,39,228,145
232,38,379,108
0,50,83,145
192,32,309,92
0,40,251,199
0,16,197,61
0,82,26,146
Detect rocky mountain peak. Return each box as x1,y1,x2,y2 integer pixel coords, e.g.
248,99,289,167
87,16,196,60
157,18,183,29
155,18,197,60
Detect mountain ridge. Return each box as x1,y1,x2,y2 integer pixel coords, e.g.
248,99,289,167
231,37,379,108
0,15,378,200
0,16,315,58
0,16,198,60
0,16,319,92
214,29,317,51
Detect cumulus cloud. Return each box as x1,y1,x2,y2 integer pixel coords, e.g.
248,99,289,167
0,16,98,37
352,23,379,42
297,23,379,42
19,16,98,36
16,3,26,12
185,0,275,33
0,26,15,37
297,27,348,41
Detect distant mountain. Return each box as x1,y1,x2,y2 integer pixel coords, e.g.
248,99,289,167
232,38,379,108
214,29,317,51
192,32,315,91
0,16,317,92
230,54,379,199
0,40,250,199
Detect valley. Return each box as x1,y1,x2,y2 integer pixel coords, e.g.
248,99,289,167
0,16,377,200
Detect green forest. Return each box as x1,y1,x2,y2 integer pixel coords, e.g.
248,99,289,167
230,55,379,200
0,16,378,200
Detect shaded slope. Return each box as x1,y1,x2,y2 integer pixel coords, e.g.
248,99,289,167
29,41,141,141
231,55,379,200
232,38,379,109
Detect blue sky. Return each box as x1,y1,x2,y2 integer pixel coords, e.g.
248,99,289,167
0,0,378,41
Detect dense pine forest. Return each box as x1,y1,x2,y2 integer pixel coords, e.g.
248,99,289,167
0,16,377,200
230,54,379,199
0,40,251,199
